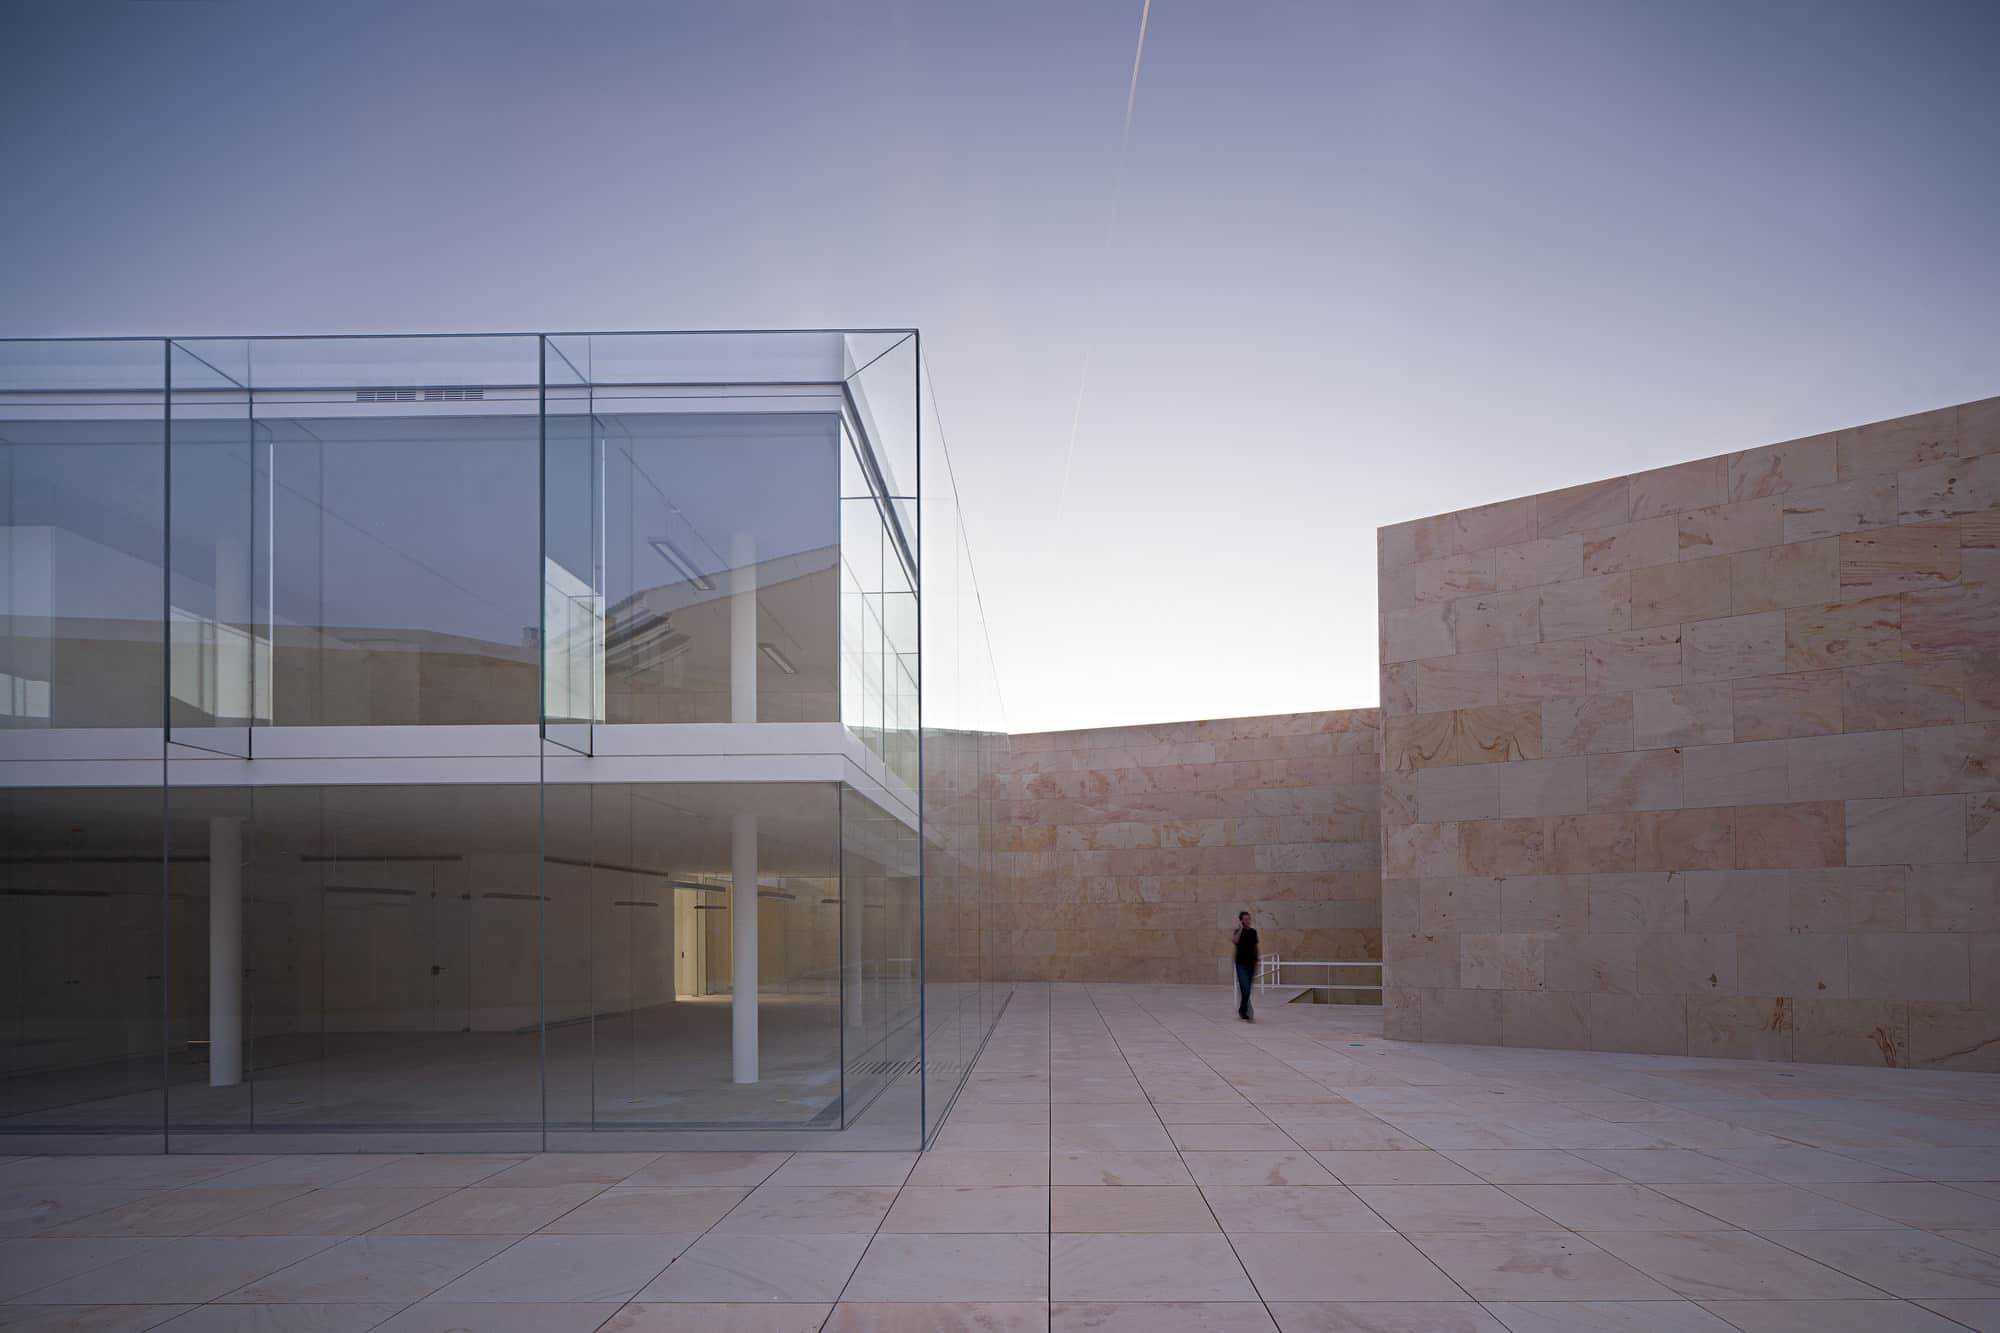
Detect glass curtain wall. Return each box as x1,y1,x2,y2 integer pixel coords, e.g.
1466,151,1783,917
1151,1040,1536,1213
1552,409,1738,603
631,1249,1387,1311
0,330,1005,1151
1,342,166,1144
542,780,844,1132
915,345,1010,1143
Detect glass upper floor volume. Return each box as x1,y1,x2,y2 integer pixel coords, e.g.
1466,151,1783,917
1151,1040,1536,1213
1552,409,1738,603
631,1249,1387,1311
0,330,943,782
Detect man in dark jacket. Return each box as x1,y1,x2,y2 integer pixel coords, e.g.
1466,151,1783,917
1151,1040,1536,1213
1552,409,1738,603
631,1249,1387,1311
1232,911,1259,1021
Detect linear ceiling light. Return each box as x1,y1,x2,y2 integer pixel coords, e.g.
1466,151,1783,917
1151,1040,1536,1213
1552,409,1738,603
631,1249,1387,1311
758,642,797,675
649,538,715,591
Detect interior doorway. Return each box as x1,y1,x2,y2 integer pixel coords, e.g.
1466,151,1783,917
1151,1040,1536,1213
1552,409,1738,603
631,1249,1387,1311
673,886,726,998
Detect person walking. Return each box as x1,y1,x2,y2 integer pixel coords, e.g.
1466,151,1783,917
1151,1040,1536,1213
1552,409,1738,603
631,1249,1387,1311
1232,910,1259,1021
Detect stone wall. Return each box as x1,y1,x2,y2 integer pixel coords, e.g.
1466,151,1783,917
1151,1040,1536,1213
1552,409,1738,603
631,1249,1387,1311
1378,394,2000,1069
997,711,1381,983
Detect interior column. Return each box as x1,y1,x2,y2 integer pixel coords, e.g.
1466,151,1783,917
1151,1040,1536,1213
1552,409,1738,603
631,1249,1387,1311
731,532,759,1083
731,811,759,1083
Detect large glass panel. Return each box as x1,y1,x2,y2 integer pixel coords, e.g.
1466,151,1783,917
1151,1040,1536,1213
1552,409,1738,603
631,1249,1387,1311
162,783,254,1134
846,332,916,514
839,782,880,1116
838,336,921,777
544,781,842,1128
842,485,888,759
0,786,166,1141
884,549,919,790
585,334,839,726
168,341,260,756
580,329,865,389
917,345,1008,1143
918,410,964,1138
841,782,921,1131
542,337,600,754
161,781,544,1148
176,336,542,727
881,793,922,1108
0,340,166,734
0,339,167,1148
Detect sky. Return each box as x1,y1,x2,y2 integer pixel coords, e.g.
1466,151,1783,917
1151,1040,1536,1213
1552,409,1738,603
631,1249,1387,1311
3,0,1997,734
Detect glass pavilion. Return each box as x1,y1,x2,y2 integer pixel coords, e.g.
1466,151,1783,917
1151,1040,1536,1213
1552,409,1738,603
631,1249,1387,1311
0,330,1009,1151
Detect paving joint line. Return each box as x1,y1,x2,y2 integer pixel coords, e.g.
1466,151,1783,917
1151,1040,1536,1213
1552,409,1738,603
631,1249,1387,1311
1080,983,1303,1322
1098,982,1488,1309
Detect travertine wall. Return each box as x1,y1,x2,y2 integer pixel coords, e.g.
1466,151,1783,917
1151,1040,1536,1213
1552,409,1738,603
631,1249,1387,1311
997,711,1381,983
1378,394,2000,1069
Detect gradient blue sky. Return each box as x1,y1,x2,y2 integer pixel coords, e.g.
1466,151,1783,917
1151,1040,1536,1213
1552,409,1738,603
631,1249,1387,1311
4,0,1996,732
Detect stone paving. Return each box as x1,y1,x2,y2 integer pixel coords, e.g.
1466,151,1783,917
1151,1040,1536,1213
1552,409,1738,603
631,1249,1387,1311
4,984,2000,1331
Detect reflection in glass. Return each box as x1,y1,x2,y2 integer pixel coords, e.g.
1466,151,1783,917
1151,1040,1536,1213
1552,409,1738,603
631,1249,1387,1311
1,340,165,731
601,412,838,724
545,782,842,1128
160,783,545,1141
0,787,165,1131
543,336,600,753
262,410,541,727
169,335,545,730
841,782,922,1118
168,342,261,755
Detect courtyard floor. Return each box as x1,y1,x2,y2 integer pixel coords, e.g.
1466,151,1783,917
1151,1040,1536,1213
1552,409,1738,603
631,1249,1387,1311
3,983,2000,1331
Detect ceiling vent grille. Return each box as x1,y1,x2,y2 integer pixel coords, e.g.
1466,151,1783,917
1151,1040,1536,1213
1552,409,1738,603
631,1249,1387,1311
353,386,485,403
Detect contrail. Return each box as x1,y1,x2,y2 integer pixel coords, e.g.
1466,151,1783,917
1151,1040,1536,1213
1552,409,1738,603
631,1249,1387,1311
1054,0,1151,524
1121,0,1152,150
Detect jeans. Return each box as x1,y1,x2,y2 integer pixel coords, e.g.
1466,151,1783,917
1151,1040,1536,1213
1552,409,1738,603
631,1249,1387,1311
1235,962,1255,1018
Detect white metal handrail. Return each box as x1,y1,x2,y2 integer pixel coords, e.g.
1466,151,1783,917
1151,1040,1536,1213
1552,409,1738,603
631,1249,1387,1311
1256,955,1384,994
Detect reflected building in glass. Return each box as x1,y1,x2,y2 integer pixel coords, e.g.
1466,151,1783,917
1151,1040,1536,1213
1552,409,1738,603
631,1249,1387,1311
0,331,1009,1151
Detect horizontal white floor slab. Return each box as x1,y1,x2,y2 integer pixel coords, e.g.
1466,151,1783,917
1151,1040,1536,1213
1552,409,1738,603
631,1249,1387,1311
0,722,917,817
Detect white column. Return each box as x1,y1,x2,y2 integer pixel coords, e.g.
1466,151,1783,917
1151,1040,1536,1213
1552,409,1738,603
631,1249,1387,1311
732,810,759,1083
730,530,759,1083
208,816,243,1087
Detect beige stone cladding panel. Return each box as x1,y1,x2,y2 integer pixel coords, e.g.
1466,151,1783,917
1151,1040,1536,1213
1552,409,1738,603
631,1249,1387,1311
1632,558,1730,629
1377,393,2000,1068
1732,538,1837,615
1734,670,1843,740
1585,630,1682,694
1845,660,1963,731
1538,572,1632,642
1840,523,1961,599
1837,405,1961,480
1632,456,1726,519
1904,580,2000,661
1407,652,1498,712
1686,611,1787,681
1494,534,1583,591
1581,515,1679,576
1782,476,1898,543
1537,477,1630,538
1678,497,1782,560
1499,641,1586,702
1729,432,1837,502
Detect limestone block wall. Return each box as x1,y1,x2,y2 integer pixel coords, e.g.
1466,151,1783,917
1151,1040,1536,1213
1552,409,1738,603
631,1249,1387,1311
1378,394,2000,1068
997,711,1381,983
